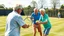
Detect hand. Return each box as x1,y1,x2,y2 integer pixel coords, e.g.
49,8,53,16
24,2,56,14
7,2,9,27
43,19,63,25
22,24,30,28
36,22,41,24
27,25,30,28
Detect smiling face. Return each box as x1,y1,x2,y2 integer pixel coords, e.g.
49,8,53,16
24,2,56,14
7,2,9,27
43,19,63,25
34,8,38,15
40,10,45,16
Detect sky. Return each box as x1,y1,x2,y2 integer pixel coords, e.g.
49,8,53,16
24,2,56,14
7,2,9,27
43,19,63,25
0,0,64,8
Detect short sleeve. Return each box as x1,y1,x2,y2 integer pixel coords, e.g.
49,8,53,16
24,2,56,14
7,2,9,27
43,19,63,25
39,15,42,21
44,14,49,22
31,13,34,19
15,16,25,26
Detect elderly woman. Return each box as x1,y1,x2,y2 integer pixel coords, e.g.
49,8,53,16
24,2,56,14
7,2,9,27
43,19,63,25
37,8,51,36
5,5,29,36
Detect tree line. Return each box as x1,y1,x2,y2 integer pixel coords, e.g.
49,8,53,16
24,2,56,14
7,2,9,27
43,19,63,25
0,4,64,18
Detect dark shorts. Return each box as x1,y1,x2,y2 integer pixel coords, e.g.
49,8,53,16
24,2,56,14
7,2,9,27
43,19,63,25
43,28,51,35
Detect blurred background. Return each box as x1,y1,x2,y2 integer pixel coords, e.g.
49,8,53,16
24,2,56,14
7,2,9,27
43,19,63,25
0,0,64,17
0,0,64,36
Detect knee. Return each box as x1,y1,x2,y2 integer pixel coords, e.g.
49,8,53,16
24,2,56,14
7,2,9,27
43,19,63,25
34,32,36,34
39,30,42,33
33,30,36,33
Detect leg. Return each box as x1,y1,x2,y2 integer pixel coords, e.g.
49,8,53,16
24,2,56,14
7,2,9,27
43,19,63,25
43,34,47,36
43,28,51,36
33,24,37,36
43,29,47,36
37,24,42,36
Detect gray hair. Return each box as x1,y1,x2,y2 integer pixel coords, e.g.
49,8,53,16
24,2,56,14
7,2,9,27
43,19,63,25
39,8,45,13
14,5,23,11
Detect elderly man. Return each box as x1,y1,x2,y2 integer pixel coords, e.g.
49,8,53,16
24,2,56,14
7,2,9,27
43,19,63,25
37,8,51,36
5,5,29,36
31,8,42,36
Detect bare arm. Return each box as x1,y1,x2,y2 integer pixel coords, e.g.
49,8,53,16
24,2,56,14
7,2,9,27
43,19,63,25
36,20,48,24
40,21,48,24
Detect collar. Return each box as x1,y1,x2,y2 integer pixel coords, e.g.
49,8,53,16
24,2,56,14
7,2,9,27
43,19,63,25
41,13,46,17
34,12,39,15
13,11,18,14
13,11,21,16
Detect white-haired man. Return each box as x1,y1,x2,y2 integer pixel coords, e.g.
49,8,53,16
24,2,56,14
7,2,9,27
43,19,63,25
5,5,29,36
31,8,42,36
36,8,51,36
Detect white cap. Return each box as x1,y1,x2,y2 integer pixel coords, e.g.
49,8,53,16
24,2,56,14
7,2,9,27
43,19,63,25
14,5,23,10
39,8,45,13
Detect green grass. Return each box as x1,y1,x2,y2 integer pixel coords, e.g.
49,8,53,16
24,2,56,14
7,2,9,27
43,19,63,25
0,16,64,36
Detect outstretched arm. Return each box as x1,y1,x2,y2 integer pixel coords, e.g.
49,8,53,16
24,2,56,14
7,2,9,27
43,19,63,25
39,21,48,24
36,19,48,24
15,16,30,28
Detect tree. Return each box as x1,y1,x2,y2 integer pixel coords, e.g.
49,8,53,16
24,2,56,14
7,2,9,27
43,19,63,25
30,0,38,8
24,5,32,15
0,4,5,8
60,4,64,9
51,0,60,11
51,0,60,16
38,0,46,9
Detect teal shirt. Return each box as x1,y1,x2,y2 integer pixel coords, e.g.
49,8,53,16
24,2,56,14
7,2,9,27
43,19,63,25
39,14,51,28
